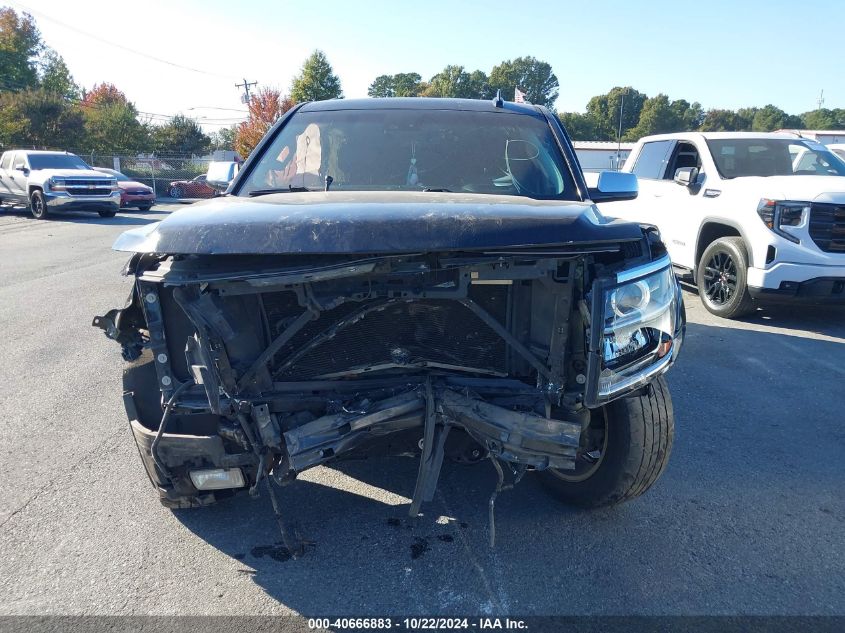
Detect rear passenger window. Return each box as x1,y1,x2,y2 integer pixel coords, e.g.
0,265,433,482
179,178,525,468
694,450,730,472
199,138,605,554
632,141,674,179
0,153,11,170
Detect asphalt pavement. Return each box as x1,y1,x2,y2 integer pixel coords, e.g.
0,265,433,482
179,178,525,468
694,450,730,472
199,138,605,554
0,204,843,617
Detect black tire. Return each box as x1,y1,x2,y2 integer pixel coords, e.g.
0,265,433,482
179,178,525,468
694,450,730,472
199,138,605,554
29,189,49,219
696,237,756,318
540,376,674,508
137,204,152,211
170,186,183,199
98,209,117,218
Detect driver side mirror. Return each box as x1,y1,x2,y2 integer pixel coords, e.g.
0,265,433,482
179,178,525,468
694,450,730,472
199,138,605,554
588,171,638,203
673,166,698,187
17,166,29,176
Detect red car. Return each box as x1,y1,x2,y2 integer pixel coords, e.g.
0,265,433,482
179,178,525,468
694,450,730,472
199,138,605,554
95,168,156,210
167,174,216,199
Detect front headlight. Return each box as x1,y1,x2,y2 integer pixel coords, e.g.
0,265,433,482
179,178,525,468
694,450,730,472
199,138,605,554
588,256,679,404
48,177,67,191
757,199,809,244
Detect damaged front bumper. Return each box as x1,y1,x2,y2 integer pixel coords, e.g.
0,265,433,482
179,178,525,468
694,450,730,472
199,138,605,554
96,246,684,517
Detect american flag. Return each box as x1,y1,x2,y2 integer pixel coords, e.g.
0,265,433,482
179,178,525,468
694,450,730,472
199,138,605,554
514,88,526,103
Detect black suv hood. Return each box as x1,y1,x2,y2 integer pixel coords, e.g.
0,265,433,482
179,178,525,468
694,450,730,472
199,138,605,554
113,191,643,255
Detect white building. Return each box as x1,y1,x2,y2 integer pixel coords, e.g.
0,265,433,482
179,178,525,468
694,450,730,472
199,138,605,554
573,141,634,172
775,129,845,145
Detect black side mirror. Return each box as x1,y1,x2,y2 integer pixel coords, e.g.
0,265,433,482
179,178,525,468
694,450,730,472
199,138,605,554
673,166,698,187
18,166,29,176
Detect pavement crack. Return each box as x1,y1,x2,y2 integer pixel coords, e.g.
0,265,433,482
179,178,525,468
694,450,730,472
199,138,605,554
0,426,124,529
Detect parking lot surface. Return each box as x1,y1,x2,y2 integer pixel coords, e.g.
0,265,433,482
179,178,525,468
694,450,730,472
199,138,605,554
0,205,843,616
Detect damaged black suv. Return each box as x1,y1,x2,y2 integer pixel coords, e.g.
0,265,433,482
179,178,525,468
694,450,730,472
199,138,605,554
95,98,684,540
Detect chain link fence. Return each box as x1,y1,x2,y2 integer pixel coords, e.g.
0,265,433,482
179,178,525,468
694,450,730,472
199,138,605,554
79,152,215,198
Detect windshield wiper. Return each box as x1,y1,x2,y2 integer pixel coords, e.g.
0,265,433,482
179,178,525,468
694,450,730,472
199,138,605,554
423,187,452,192
248,185,314,197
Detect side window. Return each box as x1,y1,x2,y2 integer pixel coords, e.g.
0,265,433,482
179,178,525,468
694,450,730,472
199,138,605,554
0,153,11,171
664,142,702,180
631,141,674,180
12,154,26,170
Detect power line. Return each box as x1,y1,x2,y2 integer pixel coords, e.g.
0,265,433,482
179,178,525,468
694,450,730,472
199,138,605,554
8,1,237,80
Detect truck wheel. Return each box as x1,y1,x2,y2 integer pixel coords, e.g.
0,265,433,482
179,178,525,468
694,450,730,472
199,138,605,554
29,190,49,219
696,237,755,318
540,376,674,508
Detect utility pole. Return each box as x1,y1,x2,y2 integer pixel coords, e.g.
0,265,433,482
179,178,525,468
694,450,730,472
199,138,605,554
816,89,825,111
236,78,257,104
616,88,628,171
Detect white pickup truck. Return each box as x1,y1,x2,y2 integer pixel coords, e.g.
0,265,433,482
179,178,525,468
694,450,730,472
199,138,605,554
600,132,845,317
0,149,121,219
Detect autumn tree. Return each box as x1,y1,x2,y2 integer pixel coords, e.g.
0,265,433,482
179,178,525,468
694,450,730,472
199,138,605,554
80,82,148,151
235,87,295,158
291,50,342,102
488,57,558,106
0,7,42,92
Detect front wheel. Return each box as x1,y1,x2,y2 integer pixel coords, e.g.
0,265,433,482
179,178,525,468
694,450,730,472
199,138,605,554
540,376,674,508
696,237,756,318
98,209,117,218
30,190,49,219
170,186,183,199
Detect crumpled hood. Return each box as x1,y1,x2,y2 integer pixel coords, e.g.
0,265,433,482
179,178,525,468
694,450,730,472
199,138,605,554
113,191,644,255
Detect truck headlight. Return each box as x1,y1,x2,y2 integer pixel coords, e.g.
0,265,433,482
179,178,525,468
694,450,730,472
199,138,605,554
587,256,680,404
757,199,808,244
48,177,67,191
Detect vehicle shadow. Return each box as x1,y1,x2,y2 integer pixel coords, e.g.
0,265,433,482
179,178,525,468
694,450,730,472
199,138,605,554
173,317,845,616
681,285,845,339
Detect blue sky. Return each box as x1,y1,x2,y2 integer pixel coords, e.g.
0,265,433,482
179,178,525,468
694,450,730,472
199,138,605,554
9,0,843,129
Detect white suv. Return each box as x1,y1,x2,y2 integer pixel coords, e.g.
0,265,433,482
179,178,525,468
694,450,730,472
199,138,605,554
600,132,845,317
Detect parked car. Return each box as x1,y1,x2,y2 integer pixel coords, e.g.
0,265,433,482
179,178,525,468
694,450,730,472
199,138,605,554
600,132,845,318
94,98,684,542
0,150,120,219
167,174,216,199
94,167,155,210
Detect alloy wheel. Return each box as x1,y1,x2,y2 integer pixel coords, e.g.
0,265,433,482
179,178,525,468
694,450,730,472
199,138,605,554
702,251,737,306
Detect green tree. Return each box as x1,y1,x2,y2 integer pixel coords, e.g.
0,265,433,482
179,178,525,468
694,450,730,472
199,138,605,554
421,65,487,98
0,7,42,92
368,72,423,98
801,108,845,129
752,104,801,131
488,56,558,106
210,125,238,152
624,94,678,139
585,87,648,141
670,99,703,130
557,112,601,141
81,83,148,152
291,50,342,102
39,49,79,100
151,114,210,155
0,88,84,148
699,109,750,132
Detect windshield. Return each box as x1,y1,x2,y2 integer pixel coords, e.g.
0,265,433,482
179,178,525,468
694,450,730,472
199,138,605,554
706,138,845,178
27,154,90,170
240,109,576,199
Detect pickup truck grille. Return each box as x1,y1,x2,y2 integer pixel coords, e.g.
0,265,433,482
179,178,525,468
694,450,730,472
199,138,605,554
809,203,845,253
65,180,113,197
